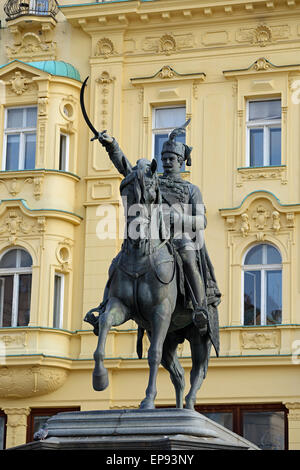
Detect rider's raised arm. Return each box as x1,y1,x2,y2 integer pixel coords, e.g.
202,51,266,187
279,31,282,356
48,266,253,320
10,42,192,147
97,131,133,177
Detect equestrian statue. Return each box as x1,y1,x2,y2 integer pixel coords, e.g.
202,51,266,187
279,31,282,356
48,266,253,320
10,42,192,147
81,78,221,410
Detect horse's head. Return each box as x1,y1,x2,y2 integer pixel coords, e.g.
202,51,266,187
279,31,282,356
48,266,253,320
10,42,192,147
120,158,164,246
120,158,159,206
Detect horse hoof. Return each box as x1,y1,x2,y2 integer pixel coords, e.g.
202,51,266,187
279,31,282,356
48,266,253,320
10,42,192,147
93,371,108,391
139,399,155,410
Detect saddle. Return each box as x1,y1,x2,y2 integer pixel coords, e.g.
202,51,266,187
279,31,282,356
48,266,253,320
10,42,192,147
118,240,175,285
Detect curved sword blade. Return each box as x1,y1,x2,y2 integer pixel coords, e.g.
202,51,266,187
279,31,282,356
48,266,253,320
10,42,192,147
80,76,99,138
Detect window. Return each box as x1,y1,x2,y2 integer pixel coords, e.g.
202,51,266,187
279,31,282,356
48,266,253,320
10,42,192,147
246,99,281,167
53,273,64,329
29,0,49,14
152,106,186,173
59,133,69,171
196,404,288,450
243,244,282,325
26,407,80,443
0,249,32,327
3,107,37,171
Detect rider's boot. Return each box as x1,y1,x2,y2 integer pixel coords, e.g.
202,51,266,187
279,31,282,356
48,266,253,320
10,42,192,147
192,306,208,336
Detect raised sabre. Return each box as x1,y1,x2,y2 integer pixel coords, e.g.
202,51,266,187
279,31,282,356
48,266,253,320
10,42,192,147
80,76,104,141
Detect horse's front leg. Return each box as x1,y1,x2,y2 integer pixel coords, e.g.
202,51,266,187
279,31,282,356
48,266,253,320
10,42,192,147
185,332,211,410
93,297,130,391
140,300,172,409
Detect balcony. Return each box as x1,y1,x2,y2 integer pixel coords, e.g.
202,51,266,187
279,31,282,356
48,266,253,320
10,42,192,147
4,0,59,21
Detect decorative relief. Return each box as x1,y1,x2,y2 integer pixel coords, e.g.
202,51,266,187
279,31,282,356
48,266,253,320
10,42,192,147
6,32,56,61
252,205,270,230
236,24,289,47
59,96,76,122
254,57,271,71
7,70,33,95
241,331,279,349
0,175,44,200
0,365,68,398
159,34,176,55
0,332,27,348
95,38,116,59
0,210,46,245
237,166,288,187
142,33,193,55
96,71,115,129
56,239,73,272
38,97,48,117
220,193,298,243
253,25,273,47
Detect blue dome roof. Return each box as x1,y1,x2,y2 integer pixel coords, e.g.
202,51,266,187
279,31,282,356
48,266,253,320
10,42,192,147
26,60,81,81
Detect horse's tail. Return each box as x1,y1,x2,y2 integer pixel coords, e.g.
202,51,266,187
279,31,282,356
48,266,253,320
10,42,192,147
137,327,145,359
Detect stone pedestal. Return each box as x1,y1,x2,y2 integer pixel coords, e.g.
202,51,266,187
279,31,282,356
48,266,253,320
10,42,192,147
8,408,259,450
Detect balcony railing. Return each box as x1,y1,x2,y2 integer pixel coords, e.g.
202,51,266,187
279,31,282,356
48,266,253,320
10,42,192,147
4,0,59,21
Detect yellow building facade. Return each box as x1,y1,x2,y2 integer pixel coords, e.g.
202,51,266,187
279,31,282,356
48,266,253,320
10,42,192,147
0,0,299,450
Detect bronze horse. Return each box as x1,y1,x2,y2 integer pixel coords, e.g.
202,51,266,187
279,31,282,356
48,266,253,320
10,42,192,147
81,77,219,410
85,158,217,410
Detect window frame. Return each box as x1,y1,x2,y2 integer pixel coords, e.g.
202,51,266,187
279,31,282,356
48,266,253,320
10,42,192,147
195,403,288,450
59,132,70,172
241,244,282,326
26,407,80,443
53,272,64,329
151,105,186,173
2,106,38,171
245,98,282,167
0,248,33,328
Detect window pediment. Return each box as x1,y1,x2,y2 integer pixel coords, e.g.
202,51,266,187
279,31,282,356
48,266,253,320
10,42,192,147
223,57,300,79
220,191,299,239
130,65,206,86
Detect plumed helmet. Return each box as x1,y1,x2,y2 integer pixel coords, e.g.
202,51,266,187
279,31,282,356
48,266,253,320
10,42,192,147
161,118,192,166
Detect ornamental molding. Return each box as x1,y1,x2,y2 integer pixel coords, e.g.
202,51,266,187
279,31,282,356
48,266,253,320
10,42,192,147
62,2,300,31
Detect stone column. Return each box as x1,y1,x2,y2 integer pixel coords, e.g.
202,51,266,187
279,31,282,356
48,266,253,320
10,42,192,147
285,402,300,450
2,407,30,449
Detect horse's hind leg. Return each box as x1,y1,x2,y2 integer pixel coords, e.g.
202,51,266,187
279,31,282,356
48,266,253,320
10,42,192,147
93,297,130,391
161,334,185,409
185,333,211,410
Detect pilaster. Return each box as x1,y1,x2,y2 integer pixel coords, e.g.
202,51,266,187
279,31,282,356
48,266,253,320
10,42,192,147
285,402,300,450
2,407,30,449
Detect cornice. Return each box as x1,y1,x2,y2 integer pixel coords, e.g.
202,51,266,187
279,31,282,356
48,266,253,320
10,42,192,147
59,0,300,31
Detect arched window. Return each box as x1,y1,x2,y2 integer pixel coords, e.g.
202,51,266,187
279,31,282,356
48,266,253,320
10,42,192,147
243,244,282,326
0,248,32,327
